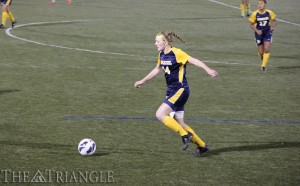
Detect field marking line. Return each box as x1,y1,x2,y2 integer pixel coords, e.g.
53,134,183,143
205,60,255,66
208,0,300,27
5,20,153,59
5,20,255,66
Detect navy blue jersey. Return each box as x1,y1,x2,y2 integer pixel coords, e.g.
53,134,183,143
157,47,190,88
249,9,276,32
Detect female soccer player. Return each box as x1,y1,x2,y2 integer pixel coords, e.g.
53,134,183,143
0,0,16,29
249,0,277,72
48,0,72,5
240,0,251,17
134,31,218,156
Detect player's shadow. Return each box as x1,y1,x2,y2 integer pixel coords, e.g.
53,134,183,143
203,142,300,157
0,89,21,96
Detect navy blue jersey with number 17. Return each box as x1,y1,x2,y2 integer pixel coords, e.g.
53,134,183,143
249,9,276,32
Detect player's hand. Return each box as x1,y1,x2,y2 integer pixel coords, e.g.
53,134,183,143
270,27,275,32
207,69,218,78
134,80,144,88
256,29,262,35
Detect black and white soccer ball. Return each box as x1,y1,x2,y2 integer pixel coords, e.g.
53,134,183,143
78,138,96,156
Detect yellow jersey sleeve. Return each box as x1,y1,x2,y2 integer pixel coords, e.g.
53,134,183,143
249,11,257,23
157,52,161,65
172,48,190,65
268,10,276,20
6,0,11,5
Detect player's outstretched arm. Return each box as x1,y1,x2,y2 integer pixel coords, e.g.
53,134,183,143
134,64,161,88
188,57,218,78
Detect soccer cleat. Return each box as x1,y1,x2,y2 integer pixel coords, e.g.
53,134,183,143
48,2,56,5
12,21,17,28
193,145,209,156
182,132,193,151
67,0,72,4
247,13,250,17
0,24,4,29
261,66,267,72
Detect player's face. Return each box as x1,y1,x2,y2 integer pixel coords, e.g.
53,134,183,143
155,36,167,51
258,0,266,10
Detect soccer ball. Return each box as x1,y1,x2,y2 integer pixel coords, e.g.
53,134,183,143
78,138,96,156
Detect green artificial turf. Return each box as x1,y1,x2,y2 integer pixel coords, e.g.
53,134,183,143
0,0,299,185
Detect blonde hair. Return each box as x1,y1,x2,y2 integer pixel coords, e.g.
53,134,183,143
157,31,188,45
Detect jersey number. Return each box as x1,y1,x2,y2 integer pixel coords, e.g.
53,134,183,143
162,66,171,75
259,21,268,26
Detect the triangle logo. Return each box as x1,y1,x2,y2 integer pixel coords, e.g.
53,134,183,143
30,170,47,183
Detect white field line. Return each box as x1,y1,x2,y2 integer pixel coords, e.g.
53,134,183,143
5,20,256,67
5,20,153,59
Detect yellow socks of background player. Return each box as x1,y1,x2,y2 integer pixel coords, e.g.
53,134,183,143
2,12,8,26
261,53,270,67
240,4,245,17
183,125,206,147
247,4,251,15
8,11,15,23
162,116,188,136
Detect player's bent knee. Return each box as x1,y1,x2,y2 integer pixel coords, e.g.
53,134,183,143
155,111,164,122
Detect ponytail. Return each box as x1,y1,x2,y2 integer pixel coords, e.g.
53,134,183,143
157,31,189,45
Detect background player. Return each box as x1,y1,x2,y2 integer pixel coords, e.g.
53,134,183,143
240,0,251,17
0,0,16,29
48,0,72,5
249,0,277,71
134,31,218,156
